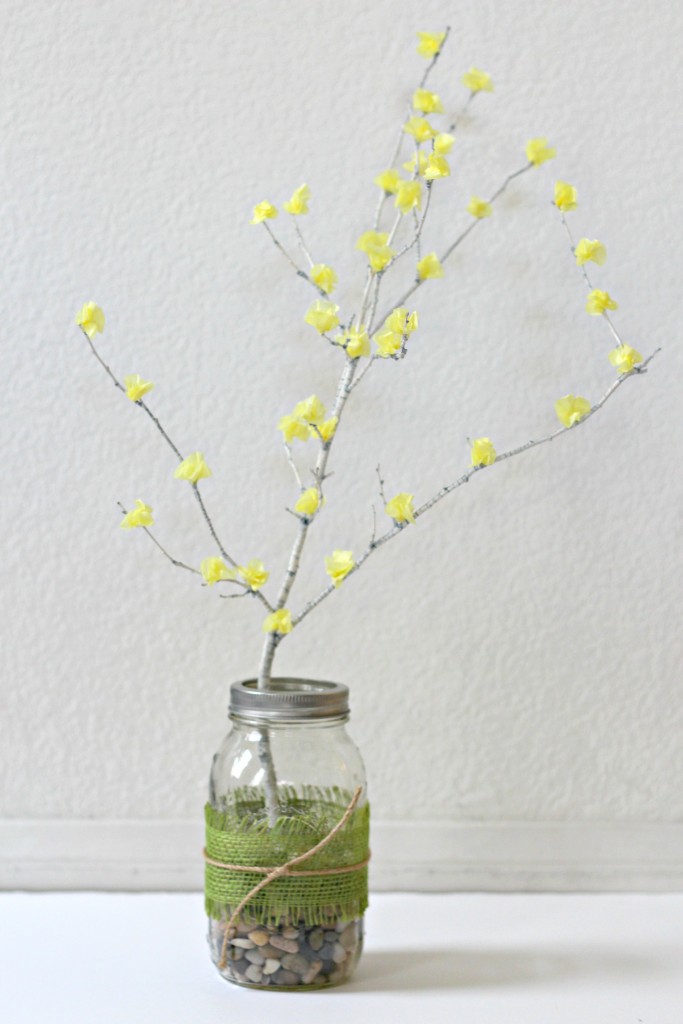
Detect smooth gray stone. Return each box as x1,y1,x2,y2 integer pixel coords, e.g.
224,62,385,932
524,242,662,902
245,964,263,984
269,935,299,953
308,927,324,951
332,942,347,964
281,952,309,975
245,948,265,965
274,969,300,986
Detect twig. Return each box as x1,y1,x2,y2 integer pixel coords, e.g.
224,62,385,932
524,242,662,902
81,328,274,613
371,163,533,333
559,211,625,348
293,351,659,627
376,464,387,505
116,502,201,576
294,218,315,269
418,25,452,90
448,91,475,134
284,441,304,491
262,222,325,296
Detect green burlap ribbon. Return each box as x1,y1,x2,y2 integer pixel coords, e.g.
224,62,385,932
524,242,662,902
204,785,370,928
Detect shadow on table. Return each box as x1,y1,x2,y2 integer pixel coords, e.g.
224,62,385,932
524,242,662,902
344,946,657,992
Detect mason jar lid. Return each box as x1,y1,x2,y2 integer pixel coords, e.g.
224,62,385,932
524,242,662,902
229,677,349,724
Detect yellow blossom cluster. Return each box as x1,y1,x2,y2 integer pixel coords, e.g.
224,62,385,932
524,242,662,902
124,374,154,402
304,299,340,334
356,230,396,273
310,263,338,294
238,559,269,590
554,181,578,212
174,452,212,483
120,499,153,529
263,608,293,634
575,239,606,266
467,196,492,219
375,307,419,358
250,201,278,224
283,183,310,215
416,31,446,58
75,302,105,340
555,395,591,428
278,394,337,445
336,324,370,359
526,138,556,166
325,549,355,587
294,487,321,517
200,557,236,586
462,67,494,93
385,492,416,524
416,252,443,281
471,438,496,467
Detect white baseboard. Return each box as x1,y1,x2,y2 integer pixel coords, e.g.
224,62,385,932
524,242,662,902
1,819,681,892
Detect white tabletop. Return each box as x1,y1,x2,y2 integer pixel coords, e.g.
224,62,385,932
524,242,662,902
2,892,682,1023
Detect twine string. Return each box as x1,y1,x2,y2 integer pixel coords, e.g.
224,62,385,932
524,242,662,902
206,785,366,969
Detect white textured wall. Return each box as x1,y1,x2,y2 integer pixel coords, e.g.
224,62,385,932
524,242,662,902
2,0,682,845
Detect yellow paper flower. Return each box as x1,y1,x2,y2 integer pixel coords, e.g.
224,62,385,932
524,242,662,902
386,308,418,334
413,88,444,114
200,557,236,586
283,183,310,215
294,487,321,517
608,344,643,374
402,116,436,143
374,169,402,194
304,299,340,334
462,67,494,93
375,329,403,358
471,437,497,467
310,263,338,294
263,608,293,634
586,289,618,315
434,132,455,155
278,414,310,443
575,238,607,266
356,230,396,272
75,302,105,340
124,374,154,402
293,394,326,425
336,325,370,359
403,151,430,177
385,492,416,524
467,196,493,219
555,394,591,427
120,499,153,529
554,181,578,212
174,452,212,483
250,201,278,224
325,549,355,587
416,252,444,280
395,180,422,215
423,154,450,180
416,31,446,58
238,559,269,591
526,138,557,166
317,416,338,443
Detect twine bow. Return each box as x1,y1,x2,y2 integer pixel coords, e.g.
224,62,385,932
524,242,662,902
202,785,369,969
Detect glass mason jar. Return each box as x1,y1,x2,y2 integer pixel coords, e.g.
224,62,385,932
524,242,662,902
205,678,369,991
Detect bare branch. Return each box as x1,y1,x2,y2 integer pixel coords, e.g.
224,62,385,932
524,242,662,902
81,330,274,612
293,218,315,269
559,210,625,348
283,440,304,491
117,501,201,576
293,351,660,627
418,25,452,89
